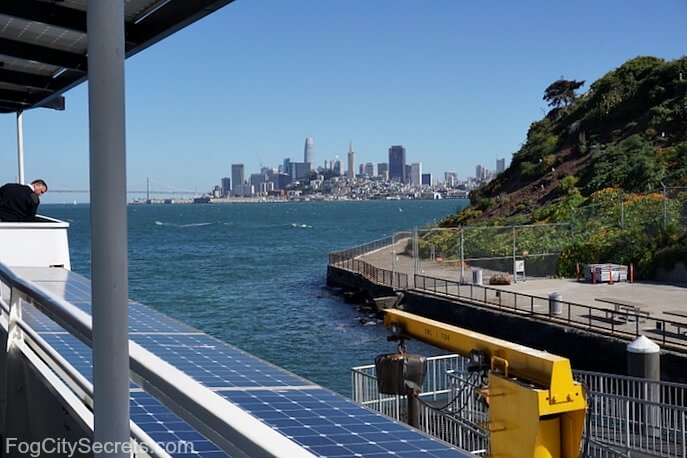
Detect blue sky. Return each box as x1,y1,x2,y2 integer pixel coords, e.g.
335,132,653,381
1,0,685,203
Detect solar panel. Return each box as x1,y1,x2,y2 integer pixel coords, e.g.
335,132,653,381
217,389,470,457
37,333,231,457
130,391,229,458
21,302,66,333
131,333,314,389
12,267,474,457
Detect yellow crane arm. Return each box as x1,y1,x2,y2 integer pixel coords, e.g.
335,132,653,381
384,309,586,458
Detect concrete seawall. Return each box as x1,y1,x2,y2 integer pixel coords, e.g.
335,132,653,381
327,264,687,384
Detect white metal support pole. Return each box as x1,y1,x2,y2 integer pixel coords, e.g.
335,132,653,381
16,111,25,184
87,1,130,455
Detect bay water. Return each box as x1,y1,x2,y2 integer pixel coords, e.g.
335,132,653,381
45,199,466,395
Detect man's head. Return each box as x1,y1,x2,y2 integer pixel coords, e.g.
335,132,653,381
31,179,48,196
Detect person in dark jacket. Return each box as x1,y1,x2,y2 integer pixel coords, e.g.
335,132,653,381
0,179,48,222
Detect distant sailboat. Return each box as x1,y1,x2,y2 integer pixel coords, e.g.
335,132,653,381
398,207,403,212
73,199,77,205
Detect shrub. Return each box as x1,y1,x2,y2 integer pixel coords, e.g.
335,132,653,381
558,175,579,194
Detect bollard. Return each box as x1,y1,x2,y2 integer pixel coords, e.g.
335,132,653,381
627,335,660,381
627,336,661,438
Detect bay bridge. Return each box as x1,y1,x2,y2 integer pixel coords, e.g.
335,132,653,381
49,178,203,197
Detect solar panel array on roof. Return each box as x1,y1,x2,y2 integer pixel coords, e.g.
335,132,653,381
12,267,473,457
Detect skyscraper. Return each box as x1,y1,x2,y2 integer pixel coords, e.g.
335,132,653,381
474,164,492,182
410,162,422,186
388,145,406,183
444,171,458,187
231,164,244,196
347,142,355,179
304,137,314,165
364,163,374,177
293,162,311,180
377,162,389,180
496,158,506,174
221,177,231,197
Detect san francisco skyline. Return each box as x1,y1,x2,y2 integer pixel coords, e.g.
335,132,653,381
0,0,684,203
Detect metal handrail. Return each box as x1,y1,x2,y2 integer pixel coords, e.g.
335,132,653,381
413,273,687,350
12,312,171,457
330,256,409,289
0,263,316,458
353,355,687,458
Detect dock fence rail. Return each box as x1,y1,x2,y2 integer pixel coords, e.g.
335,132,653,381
351,355,488,455
413,273,687,350
352,355,687,457
329,232,411,289
328,228,687,350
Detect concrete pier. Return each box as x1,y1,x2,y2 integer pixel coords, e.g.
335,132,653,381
328,241,687,383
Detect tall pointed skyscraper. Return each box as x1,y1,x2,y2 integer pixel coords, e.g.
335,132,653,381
304,137,314,165
347,141,355,179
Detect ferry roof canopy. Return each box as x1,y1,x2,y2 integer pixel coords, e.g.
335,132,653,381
0,0,234,113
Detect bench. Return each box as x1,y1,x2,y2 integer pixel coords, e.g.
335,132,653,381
662,310,687,335
595,297,650,323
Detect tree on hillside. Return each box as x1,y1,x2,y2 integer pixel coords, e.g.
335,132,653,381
543,78,586,108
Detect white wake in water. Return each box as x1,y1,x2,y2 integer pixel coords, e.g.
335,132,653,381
154,221,212,228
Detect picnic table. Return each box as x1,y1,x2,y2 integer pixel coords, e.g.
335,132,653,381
664,310,687,335
595,297,650,322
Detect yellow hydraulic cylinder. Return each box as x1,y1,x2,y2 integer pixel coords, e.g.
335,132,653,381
383,309,586,458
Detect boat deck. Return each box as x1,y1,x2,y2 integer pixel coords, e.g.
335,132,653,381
11,267,471,457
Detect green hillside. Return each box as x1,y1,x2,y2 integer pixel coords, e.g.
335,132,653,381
442,56,687,278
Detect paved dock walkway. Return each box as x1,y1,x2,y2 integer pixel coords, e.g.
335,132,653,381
358,241,687,349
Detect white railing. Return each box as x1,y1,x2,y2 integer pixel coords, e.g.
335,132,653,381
575,370,687,457
0,263,315,458
353,356,687,457
351,354,467,406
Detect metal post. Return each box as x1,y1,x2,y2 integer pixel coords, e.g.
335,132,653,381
459,227,464,283
407,394,420,428
1,287,24,434
16,111,25,184
413,227,418,277
512,226,517,283
621,198,625,230
391,236,396,288
662,183,667,230
87,1,130,455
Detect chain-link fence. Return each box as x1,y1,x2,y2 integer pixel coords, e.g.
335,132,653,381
406,223,573,283
571,187,687,235
401,187,687,283
329,187,687,286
